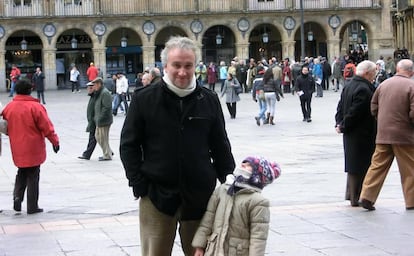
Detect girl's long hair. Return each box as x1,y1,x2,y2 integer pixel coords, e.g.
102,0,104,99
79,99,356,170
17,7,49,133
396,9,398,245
263,68,273,84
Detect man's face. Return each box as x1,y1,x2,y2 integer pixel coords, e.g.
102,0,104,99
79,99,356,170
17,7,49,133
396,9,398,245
93,82,101,90
366,69,377,83
87,86,94,95
164,48,196,89
142,75,151,86
301,67,309,74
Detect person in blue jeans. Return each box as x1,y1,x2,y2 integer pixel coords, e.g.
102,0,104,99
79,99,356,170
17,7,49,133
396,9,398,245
219,61,228,92
9,64,21,97
252,66,267,126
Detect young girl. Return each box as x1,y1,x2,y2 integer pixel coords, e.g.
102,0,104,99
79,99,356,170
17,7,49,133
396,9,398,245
192,156,281,256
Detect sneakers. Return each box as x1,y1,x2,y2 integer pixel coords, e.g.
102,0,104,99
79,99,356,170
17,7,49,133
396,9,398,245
78,155,90,160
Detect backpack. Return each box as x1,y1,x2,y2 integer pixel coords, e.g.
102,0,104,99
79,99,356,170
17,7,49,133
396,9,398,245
344,66,354,78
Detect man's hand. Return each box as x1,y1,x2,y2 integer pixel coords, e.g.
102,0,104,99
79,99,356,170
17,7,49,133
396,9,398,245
335,125,342,134
53,145,60,153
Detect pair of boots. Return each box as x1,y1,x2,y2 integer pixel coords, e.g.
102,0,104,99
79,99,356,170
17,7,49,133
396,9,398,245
264,113,275,125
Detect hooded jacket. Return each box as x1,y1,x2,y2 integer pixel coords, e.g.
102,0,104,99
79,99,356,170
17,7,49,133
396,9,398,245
192,175,270,256
120,79,235,220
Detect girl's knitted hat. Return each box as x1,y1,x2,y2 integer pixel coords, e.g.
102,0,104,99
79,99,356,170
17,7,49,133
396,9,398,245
242,156,281,189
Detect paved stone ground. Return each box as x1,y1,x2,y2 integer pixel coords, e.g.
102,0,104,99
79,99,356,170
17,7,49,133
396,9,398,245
0,87,413,255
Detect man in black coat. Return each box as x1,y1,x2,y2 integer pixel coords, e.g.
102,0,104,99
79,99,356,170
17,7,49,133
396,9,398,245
32,67,45,104
120,36,235,256
335,60,377,207
321,57,332,90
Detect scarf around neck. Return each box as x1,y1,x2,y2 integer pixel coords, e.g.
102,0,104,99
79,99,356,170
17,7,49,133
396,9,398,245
163,73,197,97
226,174,262,196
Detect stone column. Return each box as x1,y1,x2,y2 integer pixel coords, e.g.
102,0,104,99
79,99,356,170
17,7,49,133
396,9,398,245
92,47,107,78
326,38,341,61
195,42,203,63
376,0,395,58
141,45,156,69
370,37,394,61
0,49,6,92
281,40,295,62
43,48,57,90
235,43,249,62
410,17,414,54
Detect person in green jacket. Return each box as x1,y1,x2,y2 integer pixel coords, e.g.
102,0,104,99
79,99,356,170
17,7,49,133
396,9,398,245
90,77,113,161
78,83,97,160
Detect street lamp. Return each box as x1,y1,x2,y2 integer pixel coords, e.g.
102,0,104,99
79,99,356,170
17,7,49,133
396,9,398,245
262,27,269,43
307,30,313,41
216,26,223,45
20,37,27,50
216,34,223,45
121,36,127,47
71,33,78,49
120,29,127,48
300,0,305,60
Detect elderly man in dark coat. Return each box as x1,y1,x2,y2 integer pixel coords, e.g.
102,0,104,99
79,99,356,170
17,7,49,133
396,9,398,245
335,60,377,207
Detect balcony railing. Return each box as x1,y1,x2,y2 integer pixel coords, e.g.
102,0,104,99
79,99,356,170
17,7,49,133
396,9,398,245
100,0,141,15
293,0,329,9
248,0,287,11
338,0,381,8
54,0,93,16
4,0,43,16
0,0,384,18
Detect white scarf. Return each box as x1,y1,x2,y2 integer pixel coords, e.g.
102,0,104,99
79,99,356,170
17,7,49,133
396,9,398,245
163,73,197,97
225,167,262,193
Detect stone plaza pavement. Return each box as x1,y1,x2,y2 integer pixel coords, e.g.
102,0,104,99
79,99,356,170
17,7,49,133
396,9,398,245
0,87,413,256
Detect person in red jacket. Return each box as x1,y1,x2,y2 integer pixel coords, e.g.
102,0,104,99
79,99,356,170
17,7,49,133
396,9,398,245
86,62,99,81
9,64,21,97
2,79,60,214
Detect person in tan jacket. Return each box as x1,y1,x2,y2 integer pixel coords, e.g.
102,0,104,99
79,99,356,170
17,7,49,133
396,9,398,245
192,156,281,256
360,59,414,211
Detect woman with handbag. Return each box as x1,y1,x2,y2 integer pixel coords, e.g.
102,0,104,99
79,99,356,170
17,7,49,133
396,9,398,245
221,73,241,119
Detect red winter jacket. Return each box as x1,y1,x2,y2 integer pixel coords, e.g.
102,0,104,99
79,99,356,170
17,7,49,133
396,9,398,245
2,95,59,167
10,67,21,82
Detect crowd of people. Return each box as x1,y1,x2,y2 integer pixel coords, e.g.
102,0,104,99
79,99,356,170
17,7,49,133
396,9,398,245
2,37,414,256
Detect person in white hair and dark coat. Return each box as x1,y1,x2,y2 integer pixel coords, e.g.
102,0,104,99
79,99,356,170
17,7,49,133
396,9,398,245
192,156,281,256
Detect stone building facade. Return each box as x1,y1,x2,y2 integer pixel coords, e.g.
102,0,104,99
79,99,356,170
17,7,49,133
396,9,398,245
0,0,395,90
393,0,414,59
